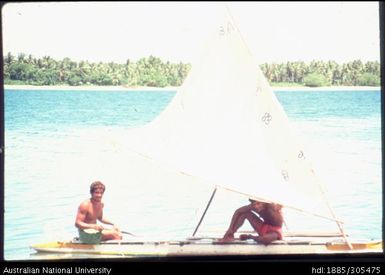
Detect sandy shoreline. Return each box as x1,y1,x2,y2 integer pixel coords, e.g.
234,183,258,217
272,86,380,91
3,84,179,92
4,84,380,92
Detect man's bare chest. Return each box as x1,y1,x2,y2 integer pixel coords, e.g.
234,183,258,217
86,204,103,220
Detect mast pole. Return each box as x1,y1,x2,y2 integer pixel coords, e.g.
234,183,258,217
314,178,354,250
192,187,217,237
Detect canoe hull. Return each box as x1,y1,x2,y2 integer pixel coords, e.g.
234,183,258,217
31,239,383,258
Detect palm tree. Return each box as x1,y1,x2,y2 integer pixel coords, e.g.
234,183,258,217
4,52,14,65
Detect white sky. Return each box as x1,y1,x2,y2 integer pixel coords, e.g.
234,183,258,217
1,1,380,64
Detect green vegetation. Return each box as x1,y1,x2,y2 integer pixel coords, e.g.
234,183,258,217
357,73,381,86
3,53,190,87
260,60,380,87
303,73,331,87
3,53,381,88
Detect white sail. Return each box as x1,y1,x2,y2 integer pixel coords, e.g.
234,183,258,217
122,8,338,222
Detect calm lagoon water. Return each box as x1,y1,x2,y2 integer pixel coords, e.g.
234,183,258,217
4,88,382,259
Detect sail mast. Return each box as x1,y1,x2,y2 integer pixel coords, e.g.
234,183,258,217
192,187,218,237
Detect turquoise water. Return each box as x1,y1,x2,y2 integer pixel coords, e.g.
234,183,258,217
4,88,382,259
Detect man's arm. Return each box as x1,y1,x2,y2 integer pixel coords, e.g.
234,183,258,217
75,202,104,231
98,211,119,231
99,216,114,226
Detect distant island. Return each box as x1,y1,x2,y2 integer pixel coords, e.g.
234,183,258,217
3,52,381,88
4,84,380,93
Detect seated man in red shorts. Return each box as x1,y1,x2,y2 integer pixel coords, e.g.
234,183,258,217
220,198,283,245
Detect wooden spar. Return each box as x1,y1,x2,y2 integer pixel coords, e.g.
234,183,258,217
124,149,343,224
128,148,350,245
313,176,354,250
218,186,345,223
194,229,345,238
192,187,217,237
121,111,351,247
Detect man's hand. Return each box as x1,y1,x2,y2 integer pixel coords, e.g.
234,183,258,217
93,224,104,231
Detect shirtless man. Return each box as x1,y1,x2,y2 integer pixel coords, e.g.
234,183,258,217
220,199,283,245
75,181,122,243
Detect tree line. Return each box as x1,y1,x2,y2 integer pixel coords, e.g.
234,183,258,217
260,60,380,87
3,52,381,87
3,53,190,87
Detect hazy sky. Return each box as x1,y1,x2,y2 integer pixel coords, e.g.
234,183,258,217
1,1,380,64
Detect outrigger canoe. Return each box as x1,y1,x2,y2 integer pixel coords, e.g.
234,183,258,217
31,236,382,258
30,7,383,260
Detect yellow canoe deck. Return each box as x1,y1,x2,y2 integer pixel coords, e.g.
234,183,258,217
31,238,383,257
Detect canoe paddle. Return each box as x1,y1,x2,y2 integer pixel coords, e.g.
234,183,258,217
121,230,139,237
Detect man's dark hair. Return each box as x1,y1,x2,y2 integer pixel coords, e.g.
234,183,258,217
90,181,105,194
262,204,283,227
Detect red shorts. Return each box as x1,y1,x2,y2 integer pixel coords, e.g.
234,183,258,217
258,224,283,240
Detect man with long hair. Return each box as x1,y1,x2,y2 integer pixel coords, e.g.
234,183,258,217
75,181,122,243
